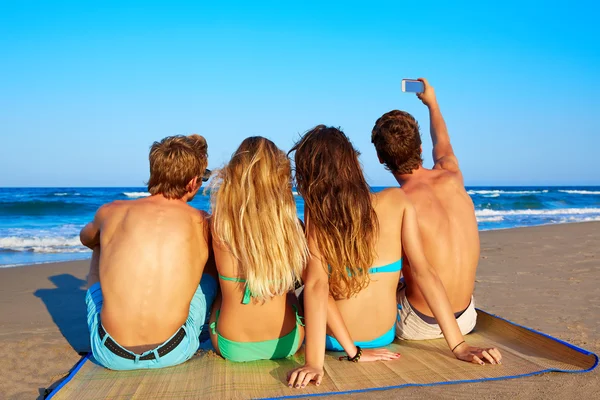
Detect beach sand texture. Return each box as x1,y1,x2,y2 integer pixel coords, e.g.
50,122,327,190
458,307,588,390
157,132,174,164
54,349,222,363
0,222,598,399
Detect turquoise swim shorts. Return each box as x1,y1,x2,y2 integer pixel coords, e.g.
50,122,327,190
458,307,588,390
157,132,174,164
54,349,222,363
86,274,217,370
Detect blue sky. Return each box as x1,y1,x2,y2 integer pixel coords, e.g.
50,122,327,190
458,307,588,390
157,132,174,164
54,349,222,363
1,1,598,187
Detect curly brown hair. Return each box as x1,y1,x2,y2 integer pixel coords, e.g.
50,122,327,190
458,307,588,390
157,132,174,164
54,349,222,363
290,125,378,299
147,135,208,199
371,110,422,174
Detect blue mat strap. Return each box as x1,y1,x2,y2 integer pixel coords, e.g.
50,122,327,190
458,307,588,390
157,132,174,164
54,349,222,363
476,309,599,359
47,309,599,400
258,308,599,400
46,353,92,399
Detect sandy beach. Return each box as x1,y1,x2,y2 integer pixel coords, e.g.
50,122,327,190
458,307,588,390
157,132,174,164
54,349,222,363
1,222,598,400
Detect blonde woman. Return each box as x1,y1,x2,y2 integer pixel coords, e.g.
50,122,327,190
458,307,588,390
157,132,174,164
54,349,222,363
208,137,308,362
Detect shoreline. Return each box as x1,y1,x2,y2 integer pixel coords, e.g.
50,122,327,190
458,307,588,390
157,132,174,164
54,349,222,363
2,219,600,269
0,222,599,399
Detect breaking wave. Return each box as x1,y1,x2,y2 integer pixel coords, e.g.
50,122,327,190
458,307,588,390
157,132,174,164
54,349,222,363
0,235,88,253
122,192,151,198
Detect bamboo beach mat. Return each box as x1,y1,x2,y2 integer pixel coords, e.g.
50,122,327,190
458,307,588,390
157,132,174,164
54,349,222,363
47,310,598,399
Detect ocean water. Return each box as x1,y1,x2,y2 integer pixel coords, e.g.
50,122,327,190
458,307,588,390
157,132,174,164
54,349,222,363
1,186,599,267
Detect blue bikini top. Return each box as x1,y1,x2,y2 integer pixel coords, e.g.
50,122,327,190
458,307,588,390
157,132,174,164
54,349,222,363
329,258,403,277
367,258,403,274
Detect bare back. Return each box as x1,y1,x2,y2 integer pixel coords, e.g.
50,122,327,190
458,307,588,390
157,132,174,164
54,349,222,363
209,238,304,349
400,168,479,316
97,196,210,352
332,189,405,341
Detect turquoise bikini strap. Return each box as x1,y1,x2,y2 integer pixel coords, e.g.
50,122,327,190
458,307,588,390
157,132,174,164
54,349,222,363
241,285,252,305
292,304,305,327
209,309,220,335
218,274,246,283
218,274,252,304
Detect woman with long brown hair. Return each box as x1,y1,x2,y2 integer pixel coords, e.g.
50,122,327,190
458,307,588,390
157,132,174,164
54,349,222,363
287,126,501,388
208,136,308,362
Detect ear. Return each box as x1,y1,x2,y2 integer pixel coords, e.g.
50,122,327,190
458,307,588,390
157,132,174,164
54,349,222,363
377,153,384,165
186,176,200,192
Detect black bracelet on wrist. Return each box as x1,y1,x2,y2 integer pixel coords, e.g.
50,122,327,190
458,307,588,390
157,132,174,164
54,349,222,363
339,346,363,362
451,340,466,353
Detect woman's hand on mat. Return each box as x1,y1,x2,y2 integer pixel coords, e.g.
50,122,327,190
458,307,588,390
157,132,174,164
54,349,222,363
287,365,324,388
359,348,402,362
453,343,503,365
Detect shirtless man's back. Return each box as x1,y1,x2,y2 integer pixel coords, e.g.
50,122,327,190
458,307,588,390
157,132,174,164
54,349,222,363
372,79,480,339
81,134,217,370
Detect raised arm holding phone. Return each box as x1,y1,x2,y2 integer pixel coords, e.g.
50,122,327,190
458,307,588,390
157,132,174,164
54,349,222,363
372,78,502,362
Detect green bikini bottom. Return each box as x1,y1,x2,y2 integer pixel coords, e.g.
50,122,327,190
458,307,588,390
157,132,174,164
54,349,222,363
210,305,304,362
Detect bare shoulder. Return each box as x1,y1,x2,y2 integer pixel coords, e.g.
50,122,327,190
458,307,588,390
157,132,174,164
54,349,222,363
434,164,464,185
377,187,407,200
96,200,126,218
183,205,210,225
374,187,411,210
432,168,465,189
175,206,210,251
193,207,210,220
101,199,126,209
189,206,211,232
433,153,461,173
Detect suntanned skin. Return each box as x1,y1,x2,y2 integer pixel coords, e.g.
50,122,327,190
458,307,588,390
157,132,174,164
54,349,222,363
80,178,213,354
288,168,501,389
391,78,479,317
325,191,409,346
208,237,304,354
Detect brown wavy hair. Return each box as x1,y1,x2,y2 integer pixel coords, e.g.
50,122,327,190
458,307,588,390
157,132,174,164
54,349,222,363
371,110,422,174
210,137,308,302
290,125,378,299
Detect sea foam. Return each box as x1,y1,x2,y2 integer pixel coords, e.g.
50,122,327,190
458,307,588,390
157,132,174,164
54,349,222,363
558,190,600,195
468,190,548,195
123,192,151,198
477,216,504,222
475,208,600,217
0,236,88,253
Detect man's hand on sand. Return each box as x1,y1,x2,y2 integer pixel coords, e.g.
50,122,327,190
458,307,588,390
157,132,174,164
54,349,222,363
453,342,502,365
287,365,324,389
416,78,438,108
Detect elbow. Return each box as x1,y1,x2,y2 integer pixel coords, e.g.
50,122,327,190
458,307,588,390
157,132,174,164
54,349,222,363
80,240,94,251
79,227,96,250
304,277,330,299
79,230,89,248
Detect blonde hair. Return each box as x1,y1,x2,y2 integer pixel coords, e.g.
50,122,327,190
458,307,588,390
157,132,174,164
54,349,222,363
290,126,378,299
148,135,208,199
210,137,308,302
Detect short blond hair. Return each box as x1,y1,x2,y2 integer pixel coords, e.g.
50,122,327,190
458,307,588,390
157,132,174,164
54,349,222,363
147,135,208,199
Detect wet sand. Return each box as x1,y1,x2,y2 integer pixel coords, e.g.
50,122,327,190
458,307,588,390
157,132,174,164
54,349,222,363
0,222,598,399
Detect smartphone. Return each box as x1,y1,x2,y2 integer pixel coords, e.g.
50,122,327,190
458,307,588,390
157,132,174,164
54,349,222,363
401,79,424,93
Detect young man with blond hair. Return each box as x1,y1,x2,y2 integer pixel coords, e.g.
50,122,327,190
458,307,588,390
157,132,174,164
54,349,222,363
81,134,216,370
372,80,497,364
